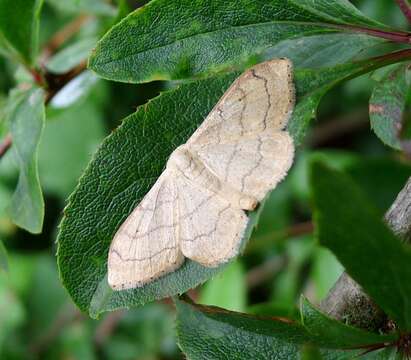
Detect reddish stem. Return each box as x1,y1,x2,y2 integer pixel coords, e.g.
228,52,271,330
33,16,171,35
395,0,411,24
0,134,12,159
29,68,46,87
329,23,411,44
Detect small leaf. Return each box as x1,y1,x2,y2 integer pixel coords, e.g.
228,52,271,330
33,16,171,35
369,63,410,150
310,160,411,330
49,71,99,109
7,87,45,234
46,38,97,74
300,297,397,348
199,260,246,312
0,0,44,65
89,0,383,83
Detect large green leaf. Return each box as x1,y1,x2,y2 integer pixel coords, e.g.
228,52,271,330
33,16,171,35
300,297,397,348
58,50,411,317
310,160,411,331
0,0,44,65
369,63,410,150
88,0,385,83
7,88,45,234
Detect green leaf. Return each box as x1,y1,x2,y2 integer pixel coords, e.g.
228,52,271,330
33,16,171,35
175,298,375,359
199,260,246,312
176,297,310,359
310,160,411,330
89,0,383,83
300,297,397,348
46,38,97,74
369,63,410,150
0,0,44,65
49,71,99,109
7,88,45,234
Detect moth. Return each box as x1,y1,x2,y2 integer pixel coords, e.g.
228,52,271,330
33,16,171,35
108,58,295,290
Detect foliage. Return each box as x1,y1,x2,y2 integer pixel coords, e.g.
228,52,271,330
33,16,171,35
0,0,410,359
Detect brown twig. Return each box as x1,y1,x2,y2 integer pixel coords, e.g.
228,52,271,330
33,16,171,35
41,15,92,62
246,256,287,289
385,178,411,242
307,109,369,147
395,0,411,24
44,60,87,104
247,221,314,253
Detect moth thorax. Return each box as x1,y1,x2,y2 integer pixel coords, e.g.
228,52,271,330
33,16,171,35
167,145,197,174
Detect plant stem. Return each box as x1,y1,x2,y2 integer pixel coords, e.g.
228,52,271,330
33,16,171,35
41,14,91,61
29,68,47,87
395,0,411,24
0,134,12,159
329,23,411,44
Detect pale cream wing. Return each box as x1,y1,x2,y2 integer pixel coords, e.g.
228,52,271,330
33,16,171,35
188,58,294,146
108,172,184,290
176,176,248,267
191,132,294,203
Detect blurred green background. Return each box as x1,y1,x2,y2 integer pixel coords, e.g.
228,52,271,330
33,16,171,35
0,0,410,359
